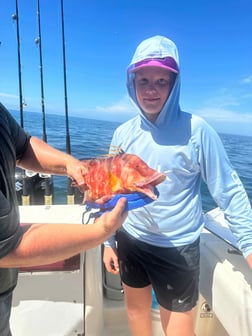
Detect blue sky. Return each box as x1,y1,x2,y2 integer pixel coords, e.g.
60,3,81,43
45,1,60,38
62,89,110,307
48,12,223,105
0,0,251,136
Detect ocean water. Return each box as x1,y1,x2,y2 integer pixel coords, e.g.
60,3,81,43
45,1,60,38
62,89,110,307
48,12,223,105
11,110,252,211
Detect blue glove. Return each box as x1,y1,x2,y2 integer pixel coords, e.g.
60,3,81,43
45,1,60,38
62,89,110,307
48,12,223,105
82,188,159,223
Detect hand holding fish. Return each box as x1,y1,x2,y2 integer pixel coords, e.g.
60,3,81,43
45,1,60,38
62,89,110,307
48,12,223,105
94,197,128,236
64,157,87,190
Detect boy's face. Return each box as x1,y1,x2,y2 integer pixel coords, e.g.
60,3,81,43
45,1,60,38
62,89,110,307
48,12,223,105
134,67,176,122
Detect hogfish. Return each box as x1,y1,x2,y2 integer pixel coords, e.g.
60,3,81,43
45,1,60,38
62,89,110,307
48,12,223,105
76,152,166,204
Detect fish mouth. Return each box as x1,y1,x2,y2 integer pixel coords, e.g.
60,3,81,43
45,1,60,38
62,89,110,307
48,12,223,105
134,172,166,200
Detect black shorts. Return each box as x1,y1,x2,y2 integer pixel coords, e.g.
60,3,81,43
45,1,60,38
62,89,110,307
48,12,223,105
116,229,200,312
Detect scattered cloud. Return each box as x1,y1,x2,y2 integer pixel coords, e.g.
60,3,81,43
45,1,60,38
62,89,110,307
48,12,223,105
184,85,252,136
191,105,252,136
240,75,252,84
0,92,18,100
205,93,240,109
95,95,136,115
242,93,252,99
193,106,252,123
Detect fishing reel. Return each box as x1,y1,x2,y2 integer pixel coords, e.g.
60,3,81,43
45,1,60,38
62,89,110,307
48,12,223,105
15,167,54,205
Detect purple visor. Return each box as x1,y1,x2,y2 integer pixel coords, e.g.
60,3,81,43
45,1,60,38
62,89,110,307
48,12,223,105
128,57,179,74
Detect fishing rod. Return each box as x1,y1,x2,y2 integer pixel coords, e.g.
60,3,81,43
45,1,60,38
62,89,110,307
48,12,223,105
12,0,31,206
13,0,53,207
35,0,47,143
12,0,24,128
60,0,75,204
60,0,71,156
35,0,53,206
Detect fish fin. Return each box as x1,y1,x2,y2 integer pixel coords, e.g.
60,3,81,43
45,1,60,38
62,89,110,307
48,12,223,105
109,145,125,155
97,147,125,158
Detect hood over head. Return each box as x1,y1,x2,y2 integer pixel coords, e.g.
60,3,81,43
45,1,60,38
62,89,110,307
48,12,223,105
127,35,181,128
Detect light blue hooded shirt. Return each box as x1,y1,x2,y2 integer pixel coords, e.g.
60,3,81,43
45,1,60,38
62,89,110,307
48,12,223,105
105,35,252,258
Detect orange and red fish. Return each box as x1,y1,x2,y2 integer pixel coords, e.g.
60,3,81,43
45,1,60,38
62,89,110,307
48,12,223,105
77,152,166,204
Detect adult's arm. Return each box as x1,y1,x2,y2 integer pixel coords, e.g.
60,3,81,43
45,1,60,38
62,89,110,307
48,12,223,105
17,136,86,189
0,198,127,268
